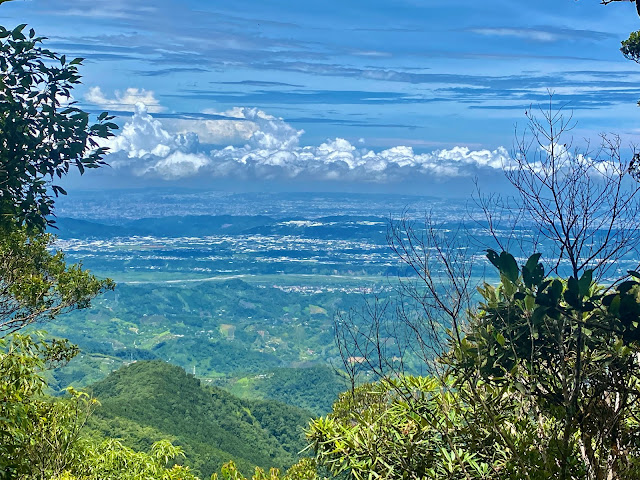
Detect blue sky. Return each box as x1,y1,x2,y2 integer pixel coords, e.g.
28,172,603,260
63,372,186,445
3,0,640,195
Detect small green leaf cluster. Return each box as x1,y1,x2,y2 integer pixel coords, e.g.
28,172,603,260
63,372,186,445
211,458,322,480
622,31,640,65
0,226,114,335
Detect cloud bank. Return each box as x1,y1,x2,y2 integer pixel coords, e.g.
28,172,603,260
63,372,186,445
102,103,512,183
85,87,164,113
469,27,614,44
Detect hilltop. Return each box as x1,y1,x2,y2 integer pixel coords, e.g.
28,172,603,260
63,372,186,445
86,360,312,477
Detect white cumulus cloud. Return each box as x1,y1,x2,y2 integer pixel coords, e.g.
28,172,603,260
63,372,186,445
102,103,512,184
85,87,164,113
142,151,211,179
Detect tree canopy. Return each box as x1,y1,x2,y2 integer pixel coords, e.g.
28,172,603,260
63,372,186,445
0,24,116,231
0,227,114,336
0,22,124,480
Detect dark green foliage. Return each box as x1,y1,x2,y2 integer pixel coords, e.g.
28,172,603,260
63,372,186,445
0,25,116,230
86,360,312,478
308,252,640,480
450,251,640,478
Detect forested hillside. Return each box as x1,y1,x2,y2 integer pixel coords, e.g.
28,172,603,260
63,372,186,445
85,361,311,477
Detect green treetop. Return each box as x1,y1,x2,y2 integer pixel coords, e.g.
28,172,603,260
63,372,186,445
0,24,116,231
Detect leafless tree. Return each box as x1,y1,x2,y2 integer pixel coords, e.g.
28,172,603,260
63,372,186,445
504,100,640,281
334,214,478,386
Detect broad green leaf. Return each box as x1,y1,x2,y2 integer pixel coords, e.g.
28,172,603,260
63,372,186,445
524,294,535,310
531,305,548,325
618,280,637,294
499,251,519,283
628,270,640,280
524,252,542,272
486,249,500,269
578,269,593,297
